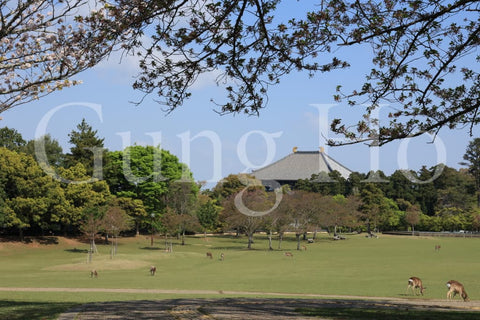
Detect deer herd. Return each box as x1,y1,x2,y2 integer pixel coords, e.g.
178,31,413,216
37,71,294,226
407,276,469,302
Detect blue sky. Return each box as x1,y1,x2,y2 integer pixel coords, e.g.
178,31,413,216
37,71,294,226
1,12,476,189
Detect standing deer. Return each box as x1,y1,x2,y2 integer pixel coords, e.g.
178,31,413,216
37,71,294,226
446,280,469,301
206,252,213,259
407,276,425,295
220,253,224,261
435,245,441,252
150,266,156,276
90,270,98,278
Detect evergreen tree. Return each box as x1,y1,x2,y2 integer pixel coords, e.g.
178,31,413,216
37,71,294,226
461,138,480,207
66,119,105,177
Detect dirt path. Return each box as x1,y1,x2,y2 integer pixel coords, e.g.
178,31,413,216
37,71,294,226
1,287,479,319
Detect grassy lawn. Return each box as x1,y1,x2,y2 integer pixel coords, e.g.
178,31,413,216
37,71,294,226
0,233,479,319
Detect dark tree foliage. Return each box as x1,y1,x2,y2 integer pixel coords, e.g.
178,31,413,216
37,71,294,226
461,138,480,206
24,134,65,168
0,127,26,152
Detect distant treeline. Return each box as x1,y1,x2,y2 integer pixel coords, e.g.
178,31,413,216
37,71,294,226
1,123,480,243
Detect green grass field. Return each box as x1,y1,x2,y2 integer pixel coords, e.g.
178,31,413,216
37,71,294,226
1,233,479,319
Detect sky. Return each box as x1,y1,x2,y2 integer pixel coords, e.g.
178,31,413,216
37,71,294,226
1,6,477,189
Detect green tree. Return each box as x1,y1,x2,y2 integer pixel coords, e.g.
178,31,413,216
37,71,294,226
58,163,111,234
384,171,417,205
461,138,480,207
66,119,105,177
24,134,65,168
212,174,246,201
0,148,69,240
167,180,199,245
114,197,147,235
405,203,421,235
196,194,220,238
414,167,439,216
0,127,25,152
104,145,185,216
434,166,476,210
296,171,347,196
360,184,385,235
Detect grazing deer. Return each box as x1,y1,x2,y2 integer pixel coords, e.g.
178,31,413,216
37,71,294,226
90,270,98,278
284,252,293,257
446,280,469,301
220,253,224,261
206,252,213,259
301,245,307,251
150,266,156,276
407,276,425,296
435,245,441,252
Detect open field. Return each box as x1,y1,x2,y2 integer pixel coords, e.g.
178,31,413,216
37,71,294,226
1,233,480,319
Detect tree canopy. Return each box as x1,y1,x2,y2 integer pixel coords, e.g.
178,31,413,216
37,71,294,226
2,1,479,145
0,0,115,113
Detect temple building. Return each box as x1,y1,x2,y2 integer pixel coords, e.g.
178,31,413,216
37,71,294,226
251,147,353,189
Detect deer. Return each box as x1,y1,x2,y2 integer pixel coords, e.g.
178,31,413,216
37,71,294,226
284,252,293,257
301,245,307,251
446,280,469,301
90,270,98,278
150,266,156,276
435,245,441,252
407,276,425,296
206,252,213,259
220,253,224,261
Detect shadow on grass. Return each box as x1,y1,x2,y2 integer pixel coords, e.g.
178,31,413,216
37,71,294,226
0,300,78,320
139,246,164,250
64,248,89,253
0,236,59,245
296,307,480,320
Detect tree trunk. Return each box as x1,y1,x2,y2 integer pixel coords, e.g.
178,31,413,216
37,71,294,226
296,233,301,250
181,229,185,246
268,230,273,251
278,232,283,250
247,233,254,249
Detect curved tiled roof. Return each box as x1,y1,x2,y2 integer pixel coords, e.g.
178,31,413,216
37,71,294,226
251,150,352,181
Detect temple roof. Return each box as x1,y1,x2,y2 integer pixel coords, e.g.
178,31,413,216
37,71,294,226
251,149,353,181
